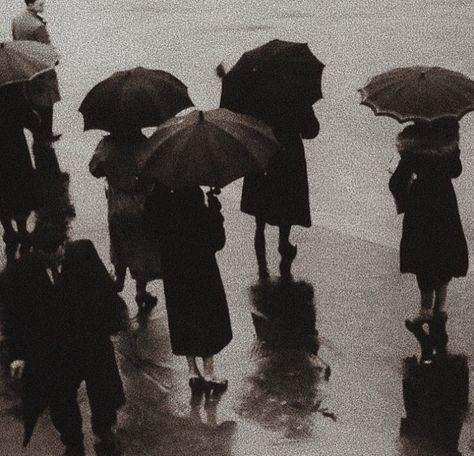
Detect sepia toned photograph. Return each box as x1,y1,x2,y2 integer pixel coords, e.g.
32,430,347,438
0,1,473,455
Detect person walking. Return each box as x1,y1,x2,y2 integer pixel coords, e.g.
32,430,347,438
12,0,61,142
144,184,232,394
89,129,162,313
2,224,127,456
0,84,42,259
389,119,468,324
239,102,320,281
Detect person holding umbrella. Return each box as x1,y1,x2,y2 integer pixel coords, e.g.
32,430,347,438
12,0,62,142
82,67,195,313
359,66,473,333
218,40,324,281
389,119,468,324
89,128,162,314
139,108,281,392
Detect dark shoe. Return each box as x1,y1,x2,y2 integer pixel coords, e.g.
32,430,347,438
258,266,270,281
405,319,434,363
49,133,62,142
189,376,206,394
279,243,297,280
64,442,85,456
135,292,157,314
204,378,228,394
94,430,121,456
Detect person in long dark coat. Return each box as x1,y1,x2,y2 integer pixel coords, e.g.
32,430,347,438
0,84,42,258
389,119,468,323
1,224,127,456
219,69,319,280
144,185,232,393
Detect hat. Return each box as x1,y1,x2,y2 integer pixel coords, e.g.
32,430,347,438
30,224,67,252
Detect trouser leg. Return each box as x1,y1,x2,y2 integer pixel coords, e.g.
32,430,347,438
49,381,84,447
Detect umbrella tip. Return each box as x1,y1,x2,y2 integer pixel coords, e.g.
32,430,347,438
198,110,204,121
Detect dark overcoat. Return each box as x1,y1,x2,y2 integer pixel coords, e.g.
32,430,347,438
0,85,41,218
144,186,232,357
389,149,468,281
220,80,318,227
0,239,126,444
12,10,61,107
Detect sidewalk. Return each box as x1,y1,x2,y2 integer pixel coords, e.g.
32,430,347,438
1,207,472,455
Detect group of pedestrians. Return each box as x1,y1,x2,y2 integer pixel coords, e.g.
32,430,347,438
0,1,472,455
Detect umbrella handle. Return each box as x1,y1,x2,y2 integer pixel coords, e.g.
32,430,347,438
208,186,221,196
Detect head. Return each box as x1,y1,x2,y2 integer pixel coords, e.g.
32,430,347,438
30,224,67,267
25,0,45,13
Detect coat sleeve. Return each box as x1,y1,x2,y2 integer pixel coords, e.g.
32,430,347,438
79,240,128,335
389,155,414,214
206,205,226,252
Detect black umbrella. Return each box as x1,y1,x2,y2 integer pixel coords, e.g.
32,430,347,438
219,39,324,120
79,67,194,132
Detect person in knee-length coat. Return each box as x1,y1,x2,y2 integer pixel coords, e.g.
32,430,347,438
12,0,61,142
144,184,232,394
389,119,468,324
1,225,127,456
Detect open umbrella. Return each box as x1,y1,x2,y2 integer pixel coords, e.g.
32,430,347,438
359,66,474,123
137,109,282,189
220,39,324,116
79,67,194,132
0,41,59,87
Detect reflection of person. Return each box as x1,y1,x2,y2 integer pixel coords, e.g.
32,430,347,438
12,0,61,142
2,225,126,456
0,84,42,258
144,185,232,393
389,120,468,324
89,129,162,313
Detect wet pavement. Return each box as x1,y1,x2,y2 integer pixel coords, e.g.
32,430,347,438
0,0,473,455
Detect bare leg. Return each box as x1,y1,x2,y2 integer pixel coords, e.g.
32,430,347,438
433,283,448,315
278,224,297,280
135,279,157,312
202,356,215,381
203,356,228,393
255,218,269,280
416,290,434,321
186,356,201,378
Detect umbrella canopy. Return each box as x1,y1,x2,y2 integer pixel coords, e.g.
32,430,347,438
359,66,474,123
137,109,282,189
79,67,194,132
220,40,324,115
0,41,59,88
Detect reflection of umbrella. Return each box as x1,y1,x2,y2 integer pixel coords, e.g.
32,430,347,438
137,109,281,189
359,66,474,123
79,67,194,132
220,39,324,116
0,41,59,87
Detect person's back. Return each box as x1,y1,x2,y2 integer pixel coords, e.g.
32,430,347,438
12,8,50,43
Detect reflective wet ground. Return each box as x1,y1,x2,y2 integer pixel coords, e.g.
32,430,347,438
0,1,473,455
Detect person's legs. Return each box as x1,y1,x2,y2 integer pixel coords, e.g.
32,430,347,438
113,264,126,292
186,356,201,378
203,356,227,393
135,279,157,313
1,214,18,261
255,218,269,279
278,224,297,280
49,382,84,453
433,282,449,315
413,274,434,322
